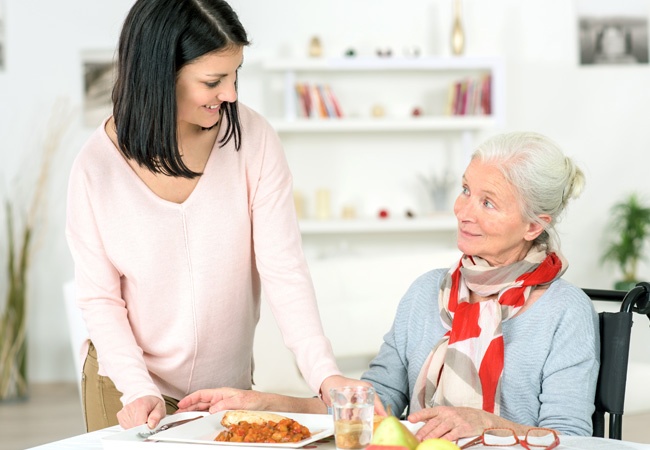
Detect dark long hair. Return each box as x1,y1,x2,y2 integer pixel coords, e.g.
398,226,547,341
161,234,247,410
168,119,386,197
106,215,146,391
112,0,250,178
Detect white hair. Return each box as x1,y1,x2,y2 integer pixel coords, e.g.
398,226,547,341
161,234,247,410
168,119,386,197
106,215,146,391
472,131,585,251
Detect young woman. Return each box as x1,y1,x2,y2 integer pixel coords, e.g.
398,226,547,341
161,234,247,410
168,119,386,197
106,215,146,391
66,0,365,432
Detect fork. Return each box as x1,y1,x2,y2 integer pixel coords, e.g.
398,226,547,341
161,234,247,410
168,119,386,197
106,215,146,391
136,415,203,439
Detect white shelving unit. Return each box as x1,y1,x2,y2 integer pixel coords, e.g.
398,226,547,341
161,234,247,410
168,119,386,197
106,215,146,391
263,56,505,128
261,56,505,236
271,116,498,133
299,215,457,235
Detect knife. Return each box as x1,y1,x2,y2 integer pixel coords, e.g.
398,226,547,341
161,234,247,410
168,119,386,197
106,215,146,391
137,415,203,439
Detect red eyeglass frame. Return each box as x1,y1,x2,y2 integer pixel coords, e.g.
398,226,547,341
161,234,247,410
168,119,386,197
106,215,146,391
459,427,560,450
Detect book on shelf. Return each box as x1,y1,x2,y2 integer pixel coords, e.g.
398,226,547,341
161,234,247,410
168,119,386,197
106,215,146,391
311,84,328,118
294,82,343,119
294,83,311,118
317,85,336,118
324,84,343,118
446,73,492,117
477,74,491,115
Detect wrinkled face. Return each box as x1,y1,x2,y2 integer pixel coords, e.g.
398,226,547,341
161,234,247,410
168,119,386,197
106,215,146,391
175,46,243,132
453,158,542,267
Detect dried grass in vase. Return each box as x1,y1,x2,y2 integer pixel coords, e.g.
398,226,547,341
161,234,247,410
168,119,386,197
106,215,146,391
0,99,75,400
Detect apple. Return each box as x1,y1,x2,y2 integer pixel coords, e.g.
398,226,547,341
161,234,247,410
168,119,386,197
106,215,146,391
371,416,419,450
415,438,460,450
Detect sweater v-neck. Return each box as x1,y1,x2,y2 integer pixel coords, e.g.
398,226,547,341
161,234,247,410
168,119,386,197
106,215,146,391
100,117,220,208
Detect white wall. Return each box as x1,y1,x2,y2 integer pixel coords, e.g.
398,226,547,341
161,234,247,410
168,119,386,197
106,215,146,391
1,0,649,394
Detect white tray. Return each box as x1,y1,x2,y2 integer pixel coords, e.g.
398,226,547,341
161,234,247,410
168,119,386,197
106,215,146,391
101,411,209,449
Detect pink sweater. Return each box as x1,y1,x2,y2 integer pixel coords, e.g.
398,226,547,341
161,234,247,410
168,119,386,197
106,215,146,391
65,104,340,405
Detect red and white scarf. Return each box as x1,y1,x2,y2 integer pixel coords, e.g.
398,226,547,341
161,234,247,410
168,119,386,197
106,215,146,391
411,246,567,415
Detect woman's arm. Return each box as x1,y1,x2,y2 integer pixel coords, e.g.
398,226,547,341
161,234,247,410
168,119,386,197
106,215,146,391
66,146,161,405
176,388,328,414
246,113,340,392
362,326,411,418
362,271,446,418
536,289,599,436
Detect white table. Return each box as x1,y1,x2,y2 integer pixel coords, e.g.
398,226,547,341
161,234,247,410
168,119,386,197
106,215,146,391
27,428,650,450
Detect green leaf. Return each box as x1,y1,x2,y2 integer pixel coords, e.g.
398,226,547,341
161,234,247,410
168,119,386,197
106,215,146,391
600,193,650,282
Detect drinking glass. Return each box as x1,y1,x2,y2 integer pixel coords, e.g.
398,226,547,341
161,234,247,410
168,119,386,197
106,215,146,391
329,386,375,450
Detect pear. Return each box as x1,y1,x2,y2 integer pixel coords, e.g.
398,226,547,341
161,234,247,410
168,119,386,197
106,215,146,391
415,438,460,450
373,415,387,433
370,416,419,450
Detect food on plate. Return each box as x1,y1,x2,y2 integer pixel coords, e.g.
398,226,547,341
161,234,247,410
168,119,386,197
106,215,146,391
215,410,311,443
221,410,292,427
370,416,419,450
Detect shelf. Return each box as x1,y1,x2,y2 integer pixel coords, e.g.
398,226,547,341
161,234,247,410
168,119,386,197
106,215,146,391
263,56,504,72
299,216,457,235
266,55,505,128
271,116,497,133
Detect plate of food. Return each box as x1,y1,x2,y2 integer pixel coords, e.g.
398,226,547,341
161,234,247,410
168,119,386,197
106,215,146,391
148,410,335,447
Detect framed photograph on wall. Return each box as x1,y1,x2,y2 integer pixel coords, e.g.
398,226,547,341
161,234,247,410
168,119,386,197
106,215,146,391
577,0,649,65
82,49,116,127
0,0,6,71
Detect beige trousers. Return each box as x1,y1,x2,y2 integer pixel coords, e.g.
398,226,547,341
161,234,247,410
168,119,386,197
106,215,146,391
82,342,179,432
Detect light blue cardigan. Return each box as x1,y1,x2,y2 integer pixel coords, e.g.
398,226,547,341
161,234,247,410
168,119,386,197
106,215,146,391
362,268,599,436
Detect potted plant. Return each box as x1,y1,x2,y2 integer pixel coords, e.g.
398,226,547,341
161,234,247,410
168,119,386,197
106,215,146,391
600,193,650,290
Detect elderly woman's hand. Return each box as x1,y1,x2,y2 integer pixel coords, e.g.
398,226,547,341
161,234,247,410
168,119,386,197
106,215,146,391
407,406,494,442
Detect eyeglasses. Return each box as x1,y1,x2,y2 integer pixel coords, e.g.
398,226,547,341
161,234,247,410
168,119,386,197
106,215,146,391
459,428,560,450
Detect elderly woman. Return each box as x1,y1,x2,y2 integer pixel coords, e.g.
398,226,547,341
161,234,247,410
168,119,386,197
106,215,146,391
362,131,598,440
178,132,598,440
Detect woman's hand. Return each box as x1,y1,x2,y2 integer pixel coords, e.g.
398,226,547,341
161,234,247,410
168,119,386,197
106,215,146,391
319,375,387,416
177,387,327,414
116,395,166,430
407,406,493,442
177,388,274,413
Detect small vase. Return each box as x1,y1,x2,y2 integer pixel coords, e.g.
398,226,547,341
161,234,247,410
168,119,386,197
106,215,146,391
430,188,450,212
308,36,323,58
451,0,465,56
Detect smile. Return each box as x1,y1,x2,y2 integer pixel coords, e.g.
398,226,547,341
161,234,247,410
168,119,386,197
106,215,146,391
206,104,220,110
459,228,480,238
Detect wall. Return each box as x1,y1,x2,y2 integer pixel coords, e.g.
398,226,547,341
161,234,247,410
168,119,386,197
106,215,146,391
0,0,138,382
1,0,649,397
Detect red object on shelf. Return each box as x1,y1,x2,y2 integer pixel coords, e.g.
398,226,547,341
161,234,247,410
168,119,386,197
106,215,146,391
378,209,389,219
